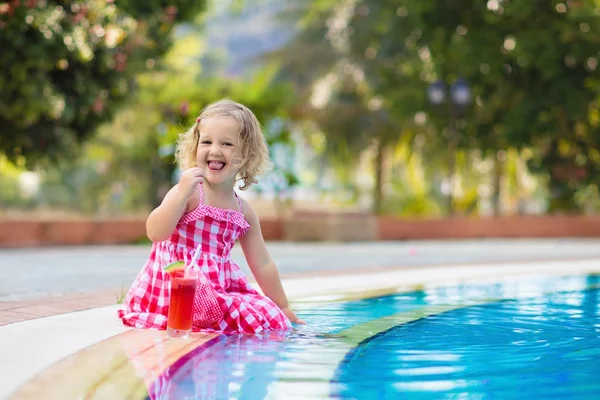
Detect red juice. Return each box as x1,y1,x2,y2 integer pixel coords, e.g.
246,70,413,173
167,272,197,337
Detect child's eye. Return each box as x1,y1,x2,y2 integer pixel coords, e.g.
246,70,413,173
223,142,233,146
200,140,211,144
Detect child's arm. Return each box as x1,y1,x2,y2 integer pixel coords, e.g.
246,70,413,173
146,167,204,242
240,201,305,324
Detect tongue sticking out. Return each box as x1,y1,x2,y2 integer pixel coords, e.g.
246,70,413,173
208,161,225,171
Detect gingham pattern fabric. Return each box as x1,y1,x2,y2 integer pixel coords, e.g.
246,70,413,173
118,184,292,333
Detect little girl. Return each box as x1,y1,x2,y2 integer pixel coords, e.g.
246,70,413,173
118,99,304,333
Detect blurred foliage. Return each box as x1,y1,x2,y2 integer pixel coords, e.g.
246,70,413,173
404,0,600,213
275,0,600,213
6,0,600,216
0,0,205,165
40,23,302,213
33,105,164,214
273,0,421,214
1,1,300,214
0,156,33,209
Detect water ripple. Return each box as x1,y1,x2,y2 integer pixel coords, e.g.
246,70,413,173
150,275,600,400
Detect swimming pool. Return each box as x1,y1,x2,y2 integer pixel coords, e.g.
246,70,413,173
144,273,600,399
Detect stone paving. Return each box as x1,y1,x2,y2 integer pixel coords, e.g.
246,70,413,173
2,238,600,326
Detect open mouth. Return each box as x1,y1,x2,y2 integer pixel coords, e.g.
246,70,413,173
208,160,226,171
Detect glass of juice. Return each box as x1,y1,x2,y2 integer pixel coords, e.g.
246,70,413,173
166,266,197,339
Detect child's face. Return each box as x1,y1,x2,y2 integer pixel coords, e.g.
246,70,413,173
196,117,242,188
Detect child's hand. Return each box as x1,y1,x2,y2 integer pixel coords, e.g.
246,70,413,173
178,167,204,199
282,307,305,324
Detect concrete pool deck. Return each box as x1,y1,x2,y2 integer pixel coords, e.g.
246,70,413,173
2,240,600,399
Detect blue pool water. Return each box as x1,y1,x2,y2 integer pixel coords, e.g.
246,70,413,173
147,274,600,399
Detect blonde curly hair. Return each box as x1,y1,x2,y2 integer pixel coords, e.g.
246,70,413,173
174,99,271,190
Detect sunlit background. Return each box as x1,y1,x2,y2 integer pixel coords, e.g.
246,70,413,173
2,0,600,222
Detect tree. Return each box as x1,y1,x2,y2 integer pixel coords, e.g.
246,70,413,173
353,0,600,212
273,0,425,214
0,0,206,165
288,0,600,213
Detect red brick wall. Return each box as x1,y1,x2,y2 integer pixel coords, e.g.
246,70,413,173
0,217,284,247
0,221,45,247
2,214,600,247
0,219,148,247
258,218,284,241
378,215,600,240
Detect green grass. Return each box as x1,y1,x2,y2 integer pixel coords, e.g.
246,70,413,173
116,286,127,304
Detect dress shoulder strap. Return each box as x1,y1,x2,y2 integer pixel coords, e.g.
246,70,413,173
235,192,243,213
198,183,204,204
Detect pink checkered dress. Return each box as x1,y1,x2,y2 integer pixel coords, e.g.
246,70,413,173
118,184,292,334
